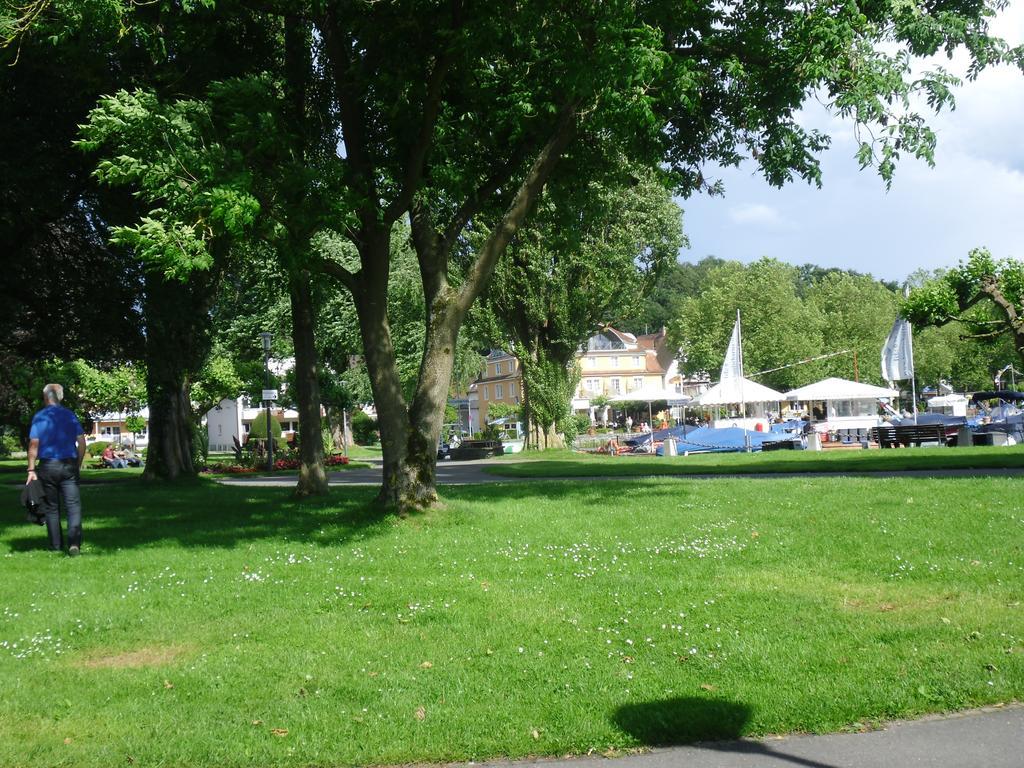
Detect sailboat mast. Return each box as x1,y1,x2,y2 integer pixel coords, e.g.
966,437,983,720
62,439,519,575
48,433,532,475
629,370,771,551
738,309,750,449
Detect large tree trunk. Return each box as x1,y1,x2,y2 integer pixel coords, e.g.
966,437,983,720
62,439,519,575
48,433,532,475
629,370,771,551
354,236,412,507
141,273,215,481
400,301,460,510
518,344,570,452
289,269,329,497
325,406,352,450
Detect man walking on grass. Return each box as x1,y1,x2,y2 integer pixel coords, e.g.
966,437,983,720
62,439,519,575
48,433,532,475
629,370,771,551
26,384,86,556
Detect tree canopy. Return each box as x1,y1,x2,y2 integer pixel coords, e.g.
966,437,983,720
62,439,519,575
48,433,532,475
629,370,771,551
6,0,1021,509
903,249,1024,368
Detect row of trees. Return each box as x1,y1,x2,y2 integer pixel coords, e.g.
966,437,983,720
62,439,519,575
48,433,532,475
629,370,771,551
3,0,1021,512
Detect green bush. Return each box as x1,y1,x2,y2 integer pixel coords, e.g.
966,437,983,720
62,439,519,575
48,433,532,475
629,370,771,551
191,422,209,471
558,413,591,444
486,402,521,422
351,410,378,445
87,441,110,457
247,412,286,451
0,431,19,458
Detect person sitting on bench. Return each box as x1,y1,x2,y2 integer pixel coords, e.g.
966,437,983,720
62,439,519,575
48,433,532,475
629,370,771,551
102,444,127,468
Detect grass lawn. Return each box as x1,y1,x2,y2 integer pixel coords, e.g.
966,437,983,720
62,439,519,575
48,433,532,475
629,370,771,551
485,444,1024,478
0,475,1021,766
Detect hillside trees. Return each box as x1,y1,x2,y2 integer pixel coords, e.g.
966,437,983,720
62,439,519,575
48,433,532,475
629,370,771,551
672,259,827,390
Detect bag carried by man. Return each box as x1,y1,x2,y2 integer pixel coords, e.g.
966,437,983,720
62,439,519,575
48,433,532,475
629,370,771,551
20,478,45,525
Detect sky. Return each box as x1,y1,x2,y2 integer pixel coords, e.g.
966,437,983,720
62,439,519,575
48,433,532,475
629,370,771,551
679,5,1024,284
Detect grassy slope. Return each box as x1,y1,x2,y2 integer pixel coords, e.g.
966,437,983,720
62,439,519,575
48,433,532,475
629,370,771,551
485,445,1024,477
0,477,1021,766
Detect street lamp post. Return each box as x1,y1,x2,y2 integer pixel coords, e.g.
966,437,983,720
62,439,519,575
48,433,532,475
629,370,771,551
259,332,274,472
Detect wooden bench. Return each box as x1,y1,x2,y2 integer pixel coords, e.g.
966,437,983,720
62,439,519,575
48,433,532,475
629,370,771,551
450,439,504,460
869,424,948,448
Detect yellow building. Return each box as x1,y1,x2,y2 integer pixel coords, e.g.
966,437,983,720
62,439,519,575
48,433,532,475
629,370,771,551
575,327,677,401
466,328,706,427
474,350,522,423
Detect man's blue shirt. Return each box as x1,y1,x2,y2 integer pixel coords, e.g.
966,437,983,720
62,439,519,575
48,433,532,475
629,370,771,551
30,405,84,460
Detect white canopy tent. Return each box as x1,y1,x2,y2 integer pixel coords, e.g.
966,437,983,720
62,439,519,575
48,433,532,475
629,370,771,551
785,377,897,432
695,377,784,406
785,377,897,402
609,387,692,448
693,377,784,431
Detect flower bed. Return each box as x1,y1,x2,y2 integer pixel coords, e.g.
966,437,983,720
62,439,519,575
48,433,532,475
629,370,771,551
203,454,350,474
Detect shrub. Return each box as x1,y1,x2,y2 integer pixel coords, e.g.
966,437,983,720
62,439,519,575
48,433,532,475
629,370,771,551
486,402,521,422
558,413,591,444
0,431,20,458
247,412,287,451
191,422,209,470
351,410,378,445
87,441,110,457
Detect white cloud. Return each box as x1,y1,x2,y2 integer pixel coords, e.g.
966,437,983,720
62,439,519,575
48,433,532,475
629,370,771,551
728,203,788,227
679,5,1024,283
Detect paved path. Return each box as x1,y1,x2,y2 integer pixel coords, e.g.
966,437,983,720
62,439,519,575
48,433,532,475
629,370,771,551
480,705,1023,768
218,460,1024,487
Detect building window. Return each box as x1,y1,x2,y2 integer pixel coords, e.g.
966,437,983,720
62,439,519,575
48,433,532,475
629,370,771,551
509,381,516,397
482,385,489,401
611,378,622,394
633,377,643,390
496,383,503,399
586,378,600,393
633,355,641,368
611,356,619,368
587,356,595,367
243,423,251,433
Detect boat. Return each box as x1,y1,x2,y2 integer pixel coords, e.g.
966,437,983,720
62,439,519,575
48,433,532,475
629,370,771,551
487,417,524,453
969,391,1024,445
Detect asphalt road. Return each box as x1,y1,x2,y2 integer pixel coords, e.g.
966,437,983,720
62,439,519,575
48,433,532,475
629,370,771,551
217,459,1024,487
480,705,1024,768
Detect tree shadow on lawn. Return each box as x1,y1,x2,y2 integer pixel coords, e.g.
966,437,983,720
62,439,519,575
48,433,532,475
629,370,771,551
1,480,393,554
2,475,693,555
614,697,840,768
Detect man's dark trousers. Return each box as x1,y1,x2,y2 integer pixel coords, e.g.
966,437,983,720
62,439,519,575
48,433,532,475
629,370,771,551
37,459,82,551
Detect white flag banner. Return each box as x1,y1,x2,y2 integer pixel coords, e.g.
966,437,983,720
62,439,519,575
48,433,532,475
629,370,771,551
720,317,743,381
881,316,914,382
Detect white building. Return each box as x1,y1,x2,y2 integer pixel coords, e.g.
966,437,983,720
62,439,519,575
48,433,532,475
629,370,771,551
206,397,301,452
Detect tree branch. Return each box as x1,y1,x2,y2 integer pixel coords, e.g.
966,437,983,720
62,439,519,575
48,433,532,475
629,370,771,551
410,198,448,306
319,10,378,231
382,43,455,224
439,148,528,256
455,101,580,315
311,255,359,294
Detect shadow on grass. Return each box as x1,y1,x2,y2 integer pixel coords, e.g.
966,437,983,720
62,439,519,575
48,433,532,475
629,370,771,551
614,696,752,745
1,479,393,554
2,472,700,555
613,697,841,768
